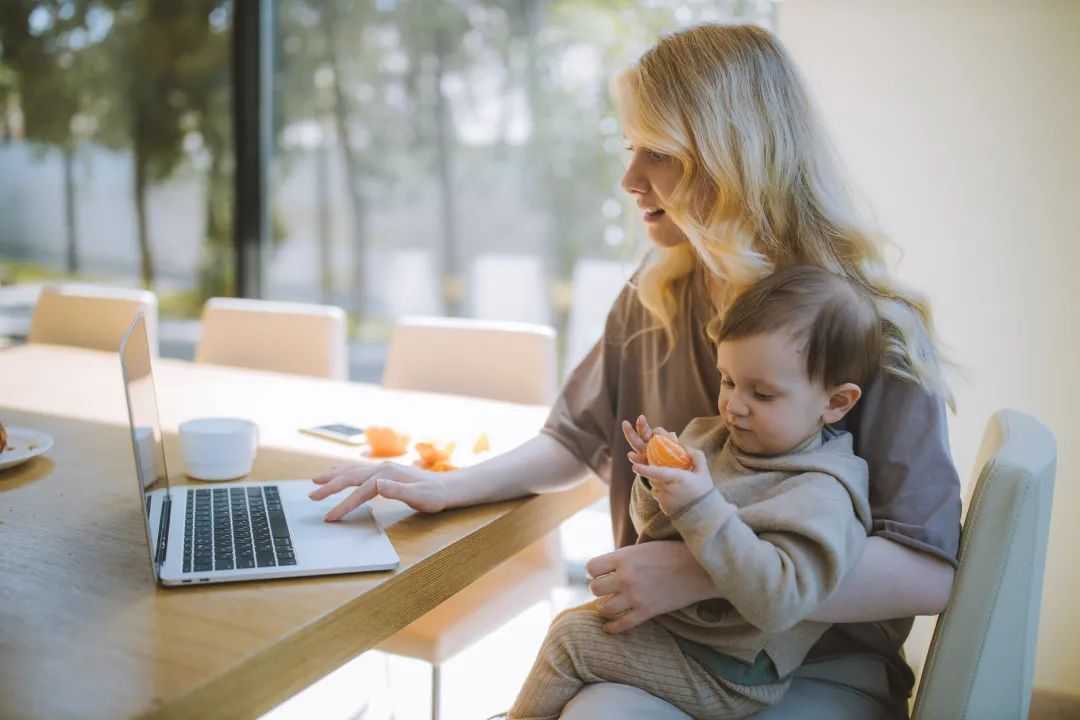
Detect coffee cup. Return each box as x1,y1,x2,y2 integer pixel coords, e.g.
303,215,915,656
179,417,259,482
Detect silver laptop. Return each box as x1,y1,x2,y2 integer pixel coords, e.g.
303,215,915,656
119,313,399,586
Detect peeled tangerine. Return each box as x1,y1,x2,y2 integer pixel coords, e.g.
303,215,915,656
414,441,458,472
365,426,410,457
645,434,694,470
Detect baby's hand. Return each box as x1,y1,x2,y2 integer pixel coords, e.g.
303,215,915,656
633,446,712,516
622,414,657,466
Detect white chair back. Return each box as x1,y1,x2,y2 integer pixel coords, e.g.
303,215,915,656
564,258,630,373
912,409,1057,720
29,283,158,354
195,297,348,380
468,253,551,325
383,315,557,405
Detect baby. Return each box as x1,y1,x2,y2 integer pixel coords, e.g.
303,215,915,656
508,265,881,720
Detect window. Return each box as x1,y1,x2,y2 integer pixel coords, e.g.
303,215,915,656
0,1,234,335
270,0,775,378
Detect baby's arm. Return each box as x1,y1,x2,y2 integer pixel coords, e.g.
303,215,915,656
664,472,866,633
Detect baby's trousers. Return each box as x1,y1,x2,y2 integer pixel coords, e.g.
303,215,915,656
508,604,787,720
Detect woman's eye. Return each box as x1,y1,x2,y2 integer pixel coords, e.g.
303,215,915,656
647,149,668,162
720,378,735,389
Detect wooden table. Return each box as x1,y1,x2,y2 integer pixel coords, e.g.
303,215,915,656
0,344,605,719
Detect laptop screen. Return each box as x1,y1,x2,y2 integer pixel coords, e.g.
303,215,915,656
119,313,172,581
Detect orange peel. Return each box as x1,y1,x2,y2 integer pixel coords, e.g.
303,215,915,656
365,426,410,457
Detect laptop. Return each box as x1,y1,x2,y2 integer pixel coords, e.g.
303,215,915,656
119,313,399,586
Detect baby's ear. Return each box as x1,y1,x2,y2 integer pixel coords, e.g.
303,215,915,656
822,383,862,424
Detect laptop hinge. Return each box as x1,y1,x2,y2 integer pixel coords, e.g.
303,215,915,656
156,495,171,565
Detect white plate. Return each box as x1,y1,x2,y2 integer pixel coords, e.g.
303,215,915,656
0,426,55,472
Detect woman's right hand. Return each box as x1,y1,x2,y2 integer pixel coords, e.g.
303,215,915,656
309,461,451,521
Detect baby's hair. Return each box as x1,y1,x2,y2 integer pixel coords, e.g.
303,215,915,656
715,265,882,388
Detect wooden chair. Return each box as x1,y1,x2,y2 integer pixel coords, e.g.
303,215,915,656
29,283,158,354
195,297,348,380
380,315,564,720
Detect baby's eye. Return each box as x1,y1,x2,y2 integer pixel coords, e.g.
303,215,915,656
753,391,774,401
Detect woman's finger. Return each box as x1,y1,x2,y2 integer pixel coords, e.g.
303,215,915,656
585,549,621,579
323,478,377,522
603,608,648,635
595,593,634,619
588,570,622,598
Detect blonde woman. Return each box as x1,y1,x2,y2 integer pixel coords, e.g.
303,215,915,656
311,24,959,719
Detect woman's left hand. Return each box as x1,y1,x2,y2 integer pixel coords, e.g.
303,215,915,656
585,540,718,633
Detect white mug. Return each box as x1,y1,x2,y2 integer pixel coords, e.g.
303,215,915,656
179,417,259,482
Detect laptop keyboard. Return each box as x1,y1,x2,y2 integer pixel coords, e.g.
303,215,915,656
182,486,296,573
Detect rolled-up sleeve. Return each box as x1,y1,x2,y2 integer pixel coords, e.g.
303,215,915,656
849,372,962,567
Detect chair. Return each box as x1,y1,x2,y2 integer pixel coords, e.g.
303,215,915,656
195,297,348,380
382,316,558,405
564,258,630,373
558,409,1058,720
379,315,565,720
912,409,1057,719
29,283,159,354
468,253,551,325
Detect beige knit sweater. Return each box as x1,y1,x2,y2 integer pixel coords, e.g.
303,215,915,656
631,416,873,678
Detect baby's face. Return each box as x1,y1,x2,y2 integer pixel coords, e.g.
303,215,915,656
715,331,832,456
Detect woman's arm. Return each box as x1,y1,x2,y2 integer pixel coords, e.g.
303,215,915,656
587,535,954,634
806,535,954,622
309,433,593,520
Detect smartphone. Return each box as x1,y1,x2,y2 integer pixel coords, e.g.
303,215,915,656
300,423,366,445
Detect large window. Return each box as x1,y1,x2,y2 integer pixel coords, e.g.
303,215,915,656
0,1,234,327
269,0,775,376
1,0,775,374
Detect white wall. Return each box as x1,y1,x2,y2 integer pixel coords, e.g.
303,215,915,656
779,0,1080,694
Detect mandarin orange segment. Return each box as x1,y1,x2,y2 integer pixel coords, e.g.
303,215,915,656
645,434,693,470
365,426,410,457
415,441,455,465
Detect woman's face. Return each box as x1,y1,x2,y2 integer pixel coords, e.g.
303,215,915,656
621,145,689,248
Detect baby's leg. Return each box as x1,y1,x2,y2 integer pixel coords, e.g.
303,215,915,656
508,603,766,720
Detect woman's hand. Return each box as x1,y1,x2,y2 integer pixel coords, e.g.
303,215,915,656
585,541,718,634
309,461,450,521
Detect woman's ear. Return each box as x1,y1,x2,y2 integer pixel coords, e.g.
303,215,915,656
822,383,862,424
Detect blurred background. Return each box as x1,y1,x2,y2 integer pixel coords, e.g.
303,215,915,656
2,0,1077,714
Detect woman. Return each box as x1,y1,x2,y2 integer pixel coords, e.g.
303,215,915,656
310,24,960,719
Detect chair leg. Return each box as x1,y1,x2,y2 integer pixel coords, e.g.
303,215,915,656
431,663,442,720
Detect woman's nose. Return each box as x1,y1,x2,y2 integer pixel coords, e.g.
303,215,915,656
621,156,648,196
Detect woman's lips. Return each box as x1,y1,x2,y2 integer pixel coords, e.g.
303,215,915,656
643,208,666,223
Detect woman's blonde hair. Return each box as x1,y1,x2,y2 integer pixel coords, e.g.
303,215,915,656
613,23,952,405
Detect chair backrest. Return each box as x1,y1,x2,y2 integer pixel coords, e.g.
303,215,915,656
564,258,630,374
29,284,159,354
468,253,551,325
912,409,1057,720
195,297,348,380
382,315,557,405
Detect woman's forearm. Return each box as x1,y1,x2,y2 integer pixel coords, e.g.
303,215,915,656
807,536,955,622
445,433,593,508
